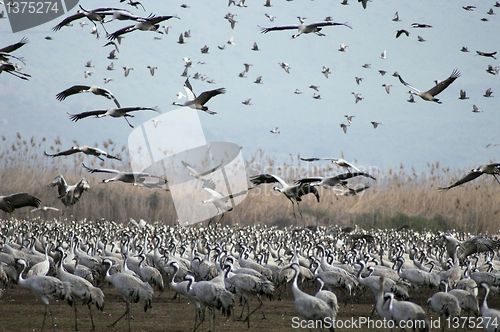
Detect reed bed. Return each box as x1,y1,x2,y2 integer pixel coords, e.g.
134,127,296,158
0,134,498,232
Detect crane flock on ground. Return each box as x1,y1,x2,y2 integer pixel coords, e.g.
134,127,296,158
0,0,500,330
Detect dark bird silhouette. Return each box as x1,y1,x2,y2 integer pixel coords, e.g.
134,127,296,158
0,193,41,213
476,51,497,59
396,29,409,38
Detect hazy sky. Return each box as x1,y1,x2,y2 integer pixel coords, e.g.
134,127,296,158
0,0,499,171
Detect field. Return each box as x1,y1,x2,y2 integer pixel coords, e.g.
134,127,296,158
2,279,499,332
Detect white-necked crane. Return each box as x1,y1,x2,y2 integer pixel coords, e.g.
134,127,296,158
172,78,225,114
397,69,460,103
44,145,121,161
68,106,159,128
82,163,166,185
260,17,352,38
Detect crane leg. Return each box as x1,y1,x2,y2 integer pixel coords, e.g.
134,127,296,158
127,302,131,332
124,117,134,128
74,304,79,331
243,297,263,327
48,305,56,332
87,303,96,331
108,302,128,327
493,174,500,184
41,305,48,332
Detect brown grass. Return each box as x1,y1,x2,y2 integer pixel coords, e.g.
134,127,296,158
1,134,499,232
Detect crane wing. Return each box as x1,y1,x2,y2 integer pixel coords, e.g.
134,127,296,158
56,85,91,101
0,37,29,53
425,69,460,97
44,147,80,157
195,88,226,105
4,193,41,212
68,110,107,121
82,163,120,174
260,25,298,33
397,74,421,94
438,170,482,190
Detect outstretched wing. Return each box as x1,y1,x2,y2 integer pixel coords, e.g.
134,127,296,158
260,25,298,33
309,22,352,29
438,170,482,190
4,193,41,212
94,87,121,107
0,37,29,53
44,147,80,157
250,173,288,187
425,69,460,97
56,85,91,101
82,163,120,174
300,157,336,162
107,25,136,40
329,172,376,181
195,88,226,105
53,12,86,31
397,74,421,94
68,110,107,122
297,184,320,202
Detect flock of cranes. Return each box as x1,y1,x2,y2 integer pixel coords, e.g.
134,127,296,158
1,220,500,331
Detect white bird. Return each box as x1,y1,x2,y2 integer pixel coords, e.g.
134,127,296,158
338,43,348,52
352,92,363,103
270,127,280,134
146,65,157,76
382,84,392,94
380,49,387,59
279,62,291,73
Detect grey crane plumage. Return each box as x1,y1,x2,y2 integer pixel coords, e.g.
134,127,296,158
102,258,153,331
16,258,72,332
397,69,460,103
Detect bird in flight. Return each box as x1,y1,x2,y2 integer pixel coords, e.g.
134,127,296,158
56,85,121,108
396,69,460,103
260,17,352,38
44,145,121,161
172,78,225,114
438,164,500,190
68,106,159,128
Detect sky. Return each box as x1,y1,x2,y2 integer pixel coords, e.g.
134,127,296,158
0,0,499,172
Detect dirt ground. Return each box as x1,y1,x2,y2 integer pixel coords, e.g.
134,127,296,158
0,283,498,332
